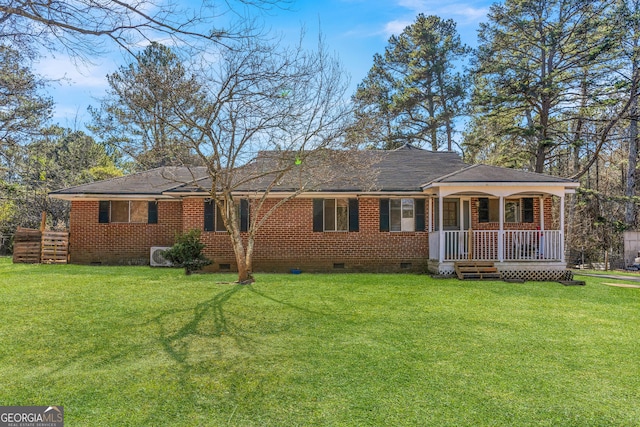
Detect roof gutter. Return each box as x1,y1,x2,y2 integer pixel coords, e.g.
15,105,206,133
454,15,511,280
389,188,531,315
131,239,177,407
48,193,180,201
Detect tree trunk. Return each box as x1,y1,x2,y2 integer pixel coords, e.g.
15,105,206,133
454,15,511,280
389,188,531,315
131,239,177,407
436,72,453,152
428,100,438,151
232,235,252,283
535,144,546,174
625,103,638,226
625,44,639,227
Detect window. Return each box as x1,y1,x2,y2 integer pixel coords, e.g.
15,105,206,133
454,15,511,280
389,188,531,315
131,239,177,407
443,200,458,228
379,198,425,232
504,199,521,223
323,199,349,231
390,198,414,232
98,201,158,224
204,199,249,232
478,198,500,223
522,198,534,223
478,197,534,223
313,198,359,232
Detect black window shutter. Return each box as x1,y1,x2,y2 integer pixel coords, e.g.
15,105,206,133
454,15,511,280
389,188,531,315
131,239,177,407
204,200,215,231
379,199,390,232
240,199,249,232
478,198,489,223
523,198,534,223
98,201,110,223
415,198,425,231
348,198,359,232
148,201,158,224
313,199,324,232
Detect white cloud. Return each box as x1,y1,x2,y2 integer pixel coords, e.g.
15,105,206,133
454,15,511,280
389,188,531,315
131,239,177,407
34,55,113,89
437,4,490,23
133,35,186,49
378,1,489,41
33,53,122,125
395,0,489,24
383,19,412,37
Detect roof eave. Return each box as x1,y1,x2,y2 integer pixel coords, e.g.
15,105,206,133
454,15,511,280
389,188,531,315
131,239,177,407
423,181,578,188
167,189,429,198
48,193,179,201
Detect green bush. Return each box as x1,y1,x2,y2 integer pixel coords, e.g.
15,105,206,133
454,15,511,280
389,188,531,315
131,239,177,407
162,229,212,275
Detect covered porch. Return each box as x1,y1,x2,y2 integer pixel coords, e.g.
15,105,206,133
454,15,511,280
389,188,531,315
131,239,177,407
422,166,578,279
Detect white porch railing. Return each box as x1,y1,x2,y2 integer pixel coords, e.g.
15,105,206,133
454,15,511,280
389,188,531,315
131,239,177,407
430,230,563,262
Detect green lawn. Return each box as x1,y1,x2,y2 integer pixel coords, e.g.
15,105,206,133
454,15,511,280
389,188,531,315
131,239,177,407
1,258,640,426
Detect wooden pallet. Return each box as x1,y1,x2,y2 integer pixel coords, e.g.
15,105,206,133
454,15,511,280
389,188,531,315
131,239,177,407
454,261,501,280
12,227,42,263
41,230,69,264
12,227,69,264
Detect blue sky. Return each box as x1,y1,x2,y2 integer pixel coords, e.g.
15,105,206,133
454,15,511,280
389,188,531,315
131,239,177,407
34,0,493,129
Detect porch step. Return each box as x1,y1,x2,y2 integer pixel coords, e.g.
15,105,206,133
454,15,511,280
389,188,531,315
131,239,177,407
454,261,501,280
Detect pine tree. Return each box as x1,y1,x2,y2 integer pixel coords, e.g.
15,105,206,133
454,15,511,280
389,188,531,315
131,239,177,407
470,0,615,173
351,14,470,151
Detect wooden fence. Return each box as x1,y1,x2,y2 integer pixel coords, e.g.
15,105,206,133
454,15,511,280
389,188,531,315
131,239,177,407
12,227,69,264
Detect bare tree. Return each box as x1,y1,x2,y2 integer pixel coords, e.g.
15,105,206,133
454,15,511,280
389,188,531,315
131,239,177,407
139,34,364,282
0,0,283,61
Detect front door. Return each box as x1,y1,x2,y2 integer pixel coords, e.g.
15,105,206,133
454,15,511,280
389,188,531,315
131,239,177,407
441,198,472,259
443,198,459,230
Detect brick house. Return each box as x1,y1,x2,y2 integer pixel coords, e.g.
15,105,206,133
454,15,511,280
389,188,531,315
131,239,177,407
49,145,578,279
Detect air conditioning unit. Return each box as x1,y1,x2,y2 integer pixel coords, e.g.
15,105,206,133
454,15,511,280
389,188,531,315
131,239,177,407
150,246,173,267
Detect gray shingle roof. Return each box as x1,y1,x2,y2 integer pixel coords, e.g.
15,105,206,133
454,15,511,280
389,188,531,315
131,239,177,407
49,145,577,197
373,145,466,191
427,164,575,185
49,166,209,196
164,144,468,194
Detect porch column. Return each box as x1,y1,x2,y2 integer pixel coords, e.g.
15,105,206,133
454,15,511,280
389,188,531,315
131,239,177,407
560,194,565,263
439,194,444,263
539,196,545,232
498,196,504,262
428,197,433,233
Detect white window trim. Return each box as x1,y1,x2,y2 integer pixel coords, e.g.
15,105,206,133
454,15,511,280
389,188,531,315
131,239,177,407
390,198,415,232
324,198,349,232
504,199,522,223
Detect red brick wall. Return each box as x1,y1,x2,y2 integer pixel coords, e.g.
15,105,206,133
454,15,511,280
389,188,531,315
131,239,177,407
196,197,429,272
69,200,182,264
427,197,553,231
68,195,556,271
469,197,552,230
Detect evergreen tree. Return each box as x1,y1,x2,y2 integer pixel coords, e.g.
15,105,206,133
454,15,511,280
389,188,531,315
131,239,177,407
89,42,203,170
351,14,470,151
18,126,121,230
0,44,52,165
469,0,616,173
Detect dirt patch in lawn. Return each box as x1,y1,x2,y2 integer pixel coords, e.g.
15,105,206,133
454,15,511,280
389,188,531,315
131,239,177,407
602,282,640,289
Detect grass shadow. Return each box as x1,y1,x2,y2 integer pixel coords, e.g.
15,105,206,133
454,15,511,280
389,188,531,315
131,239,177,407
246,285,339,317
150,285,247,365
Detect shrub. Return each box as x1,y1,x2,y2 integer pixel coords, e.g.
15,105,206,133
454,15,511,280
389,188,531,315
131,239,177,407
162,229,212,275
